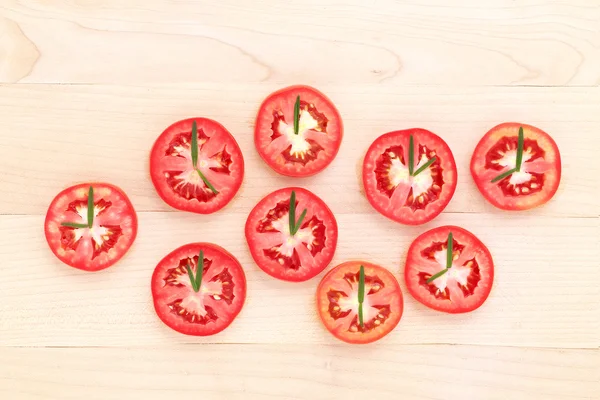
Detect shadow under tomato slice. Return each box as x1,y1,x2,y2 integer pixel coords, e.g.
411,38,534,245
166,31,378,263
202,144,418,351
404,225,494,314
316,261,403,344
362,128,457,225
245,187,338,282
470,122,561,211
150,118,244,214
44,182,137,271
254,85,343,177
151,243,246,336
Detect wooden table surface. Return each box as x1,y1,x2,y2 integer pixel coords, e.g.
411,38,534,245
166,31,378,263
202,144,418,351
1,1,599,399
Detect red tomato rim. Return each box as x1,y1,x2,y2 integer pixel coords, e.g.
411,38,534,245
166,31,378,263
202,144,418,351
470,122,561,211
362,129,457,225
151,242,247,336
245,187,338,282
316,261,404,344
254,85,343,177
404,225,494,314
149,117,245,214
44,182,138,272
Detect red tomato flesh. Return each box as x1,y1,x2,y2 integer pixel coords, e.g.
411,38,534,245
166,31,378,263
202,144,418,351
471,122,561,210
44,183,137,271
362,128,457,225
316,261,403,344
254,85,343,177
405,226,494,313
151,243,246,336
245,187,338,282
150,118,244,214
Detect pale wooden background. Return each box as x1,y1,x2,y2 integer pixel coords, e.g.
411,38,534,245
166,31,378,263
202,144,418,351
0,1,598,399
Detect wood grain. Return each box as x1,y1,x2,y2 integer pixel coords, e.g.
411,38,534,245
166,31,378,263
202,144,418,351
0,345,598,400
0,1,598,399
0,212,597,347
0,1,599,85
0,84,598,217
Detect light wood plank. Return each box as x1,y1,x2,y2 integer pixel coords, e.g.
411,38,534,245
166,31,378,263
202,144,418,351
0,212,597,347
0,345,597,400
0,84,598,217
0,1,599,85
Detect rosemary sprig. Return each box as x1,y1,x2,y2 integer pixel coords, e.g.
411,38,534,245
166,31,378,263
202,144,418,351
491,126,525,183
293,95,300,135
288,190,307,236
191,121,218,194
408,134,415,176
427,232,454,284
61,185,94,229
185,250,204,293
60,222,89,229
413,156,437,176
408,134,436,177
515,126,524,171
491,167,518,183
358,265,365,328
191,121,199,167
86,186,94,228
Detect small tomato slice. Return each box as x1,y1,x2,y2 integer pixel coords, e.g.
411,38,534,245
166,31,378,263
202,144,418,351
470,122,561,210
150,118,244,214
245,187,338,282
363,128,456,225
254,85,343,177
405,226,494,313
363,128,457,225
44,183,137,271
151,243,246,336
316,261,403,344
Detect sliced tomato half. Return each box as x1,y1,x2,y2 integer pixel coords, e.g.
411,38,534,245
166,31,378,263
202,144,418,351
44,183,137,271
150,118,244,214
245,187,338,282
254,85,343,177
151,243,246,336
316,261,403,344
362,129,457,225
470,122,561,210
405,226,494,313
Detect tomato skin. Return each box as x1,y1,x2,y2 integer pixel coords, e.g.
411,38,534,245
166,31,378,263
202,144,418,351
404,226,494,314
254,85,343,177
316,261,403,344
44,182,138,272
151,243,246,336
150,118,244,214
362,128,457,225
470,122,561,211
245,187,338,282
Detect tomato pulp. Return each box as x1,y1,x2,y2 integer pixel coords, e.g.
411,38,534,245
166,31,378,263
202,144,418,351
471,122,561,210
405,226,494,313
150,118,244,214
44,183,137,271
254,85,343,177
316,261,403,344
245,187,338,282
151,243,246,336
363,128,457,225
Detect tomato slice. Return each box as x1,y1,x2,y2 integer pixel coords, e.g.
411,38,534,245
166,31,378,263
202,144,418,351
316,261,403,344
245,187,338,282
363,128,457,225
151,243,246,336
44,183,137,271
150,118,244,214
254,85,343,177
405,226,494,313
470,122,561,210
